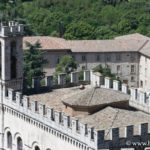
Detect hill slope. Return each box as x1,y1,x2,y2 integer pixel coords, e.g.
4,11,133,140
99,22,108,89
1,0,150,39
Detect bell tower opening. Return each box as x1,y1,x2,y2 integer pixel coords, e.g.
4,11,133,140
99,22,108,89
10,41,17,79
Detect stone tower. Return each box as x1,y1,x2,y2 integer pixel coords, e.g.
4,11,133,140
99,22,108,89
0,21,24,148
0,21,24,91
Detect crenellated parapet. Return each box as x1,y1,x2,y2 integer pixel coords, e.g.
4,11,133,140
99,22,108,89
129,88,150,113
3,88,150,150
25,70,150,115
0,21,24,37
4,88,97,149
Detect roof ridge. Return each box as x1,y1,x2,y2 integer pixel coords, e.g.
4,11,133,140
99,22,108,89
138,40,149,52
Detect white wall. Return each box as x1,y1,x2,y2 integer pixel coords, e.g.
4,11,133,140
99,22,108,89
139,54,150,91
3,106,89,150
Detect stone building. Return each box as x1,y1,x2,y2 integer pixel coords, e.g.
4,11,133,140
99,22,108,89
23,33,150,89
0,21,150,150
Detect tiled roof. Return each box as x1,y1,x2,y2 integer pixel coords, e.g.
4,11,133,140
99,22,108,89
23,33,150,57
29,85,92,111
139,40,150,57
115,33,150,40
29,85,150,131
62,87,130,107
23,36,69,50
67,39,147,53
81,106,150,130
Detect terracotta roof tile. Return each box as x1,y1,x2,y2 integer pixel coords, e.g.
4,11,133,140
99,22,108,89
23,36,69,50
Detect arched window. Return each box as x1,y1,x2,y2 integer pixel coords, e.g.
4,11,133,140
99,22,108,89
10,41,17,79
7,132,12,149
35,146,40,150
17,137,23,150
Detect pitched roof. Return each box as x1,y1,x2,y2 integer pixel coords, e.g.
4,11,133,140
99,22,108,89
23,36,69,50
81,106,150,130
23,33,150,57
114,33,150,40
62,87,130,107
29,85,150,131
139,40,150,57
67,39,147,53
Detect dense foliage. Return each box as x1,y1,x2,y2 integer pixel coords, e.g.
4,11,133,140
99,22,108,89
24,41,48,86
1,0,150,39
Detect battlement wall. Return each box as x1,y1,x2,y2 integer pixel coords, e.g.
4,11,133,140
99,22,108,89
3,88,150,149
3,70,150,149
129,88,150,113
0,21,24,37
26,70,150,114
3,88,97,149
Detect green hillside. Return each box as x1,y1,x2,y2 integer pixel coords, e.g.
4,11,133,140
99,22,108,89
1,0,150,39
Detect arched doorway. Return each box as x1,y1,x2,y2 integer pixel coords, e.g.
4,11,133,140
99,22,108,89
35,146,40,150
7,131,12,149
17,137,23,150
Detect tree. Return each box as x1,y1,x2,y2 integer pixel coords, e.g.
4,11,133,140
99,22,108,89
64,21,96,39
24,41,48,87
93,65,119,80
56,55,77,74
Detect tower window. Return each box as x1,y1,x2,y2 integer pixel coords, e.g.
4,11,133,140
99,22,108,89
11,41,17,79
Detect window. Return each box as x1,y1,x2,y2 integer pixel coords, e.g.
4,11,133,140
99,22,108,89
7,132,12,149
81,55,86,61
17,137,23,150
96,55,100,61
131,65,135,73
116,54,121,61
35,146,40,150
57,58,60,64
117,65,121,72
82,66,86,70
140,81,143,87
11,41,17,79
106,55,111,61
131,76,135,82
130,53,135,61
